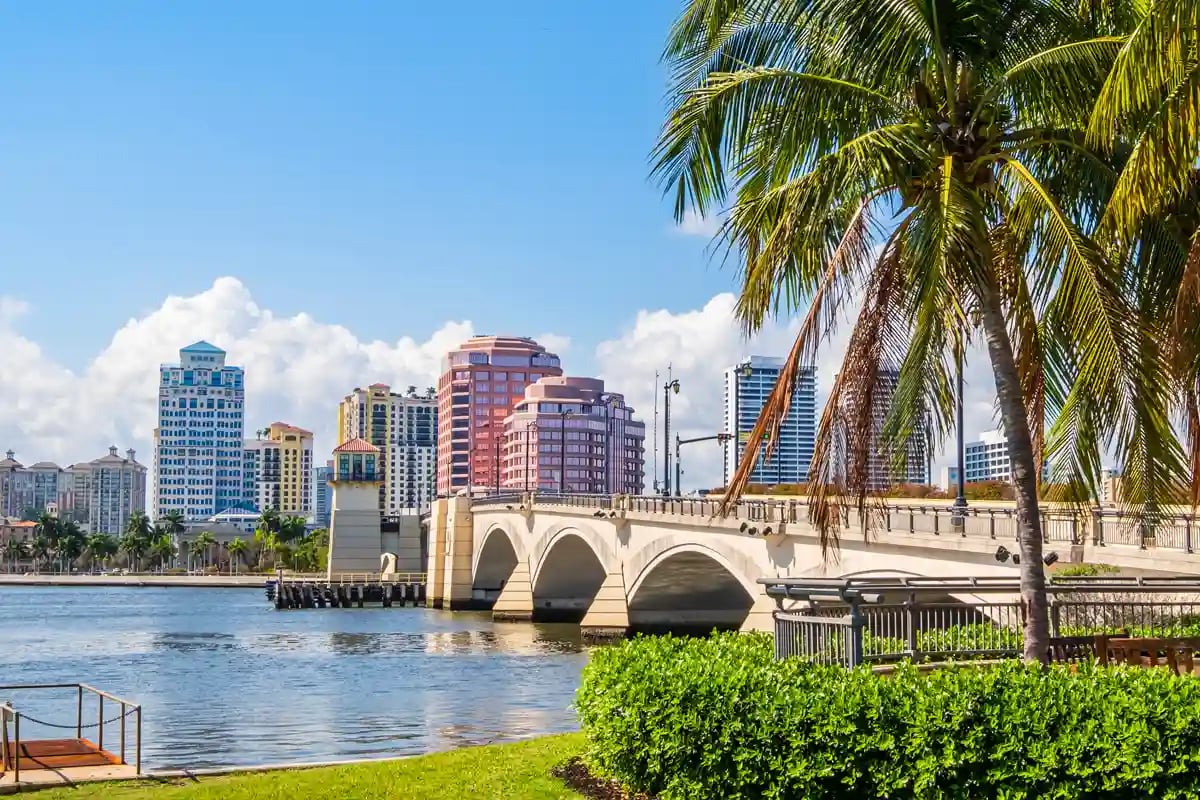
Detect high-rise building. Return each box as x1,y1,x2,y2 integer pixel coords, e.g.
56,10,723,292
0,452,76,519
723,357,817,487
958,428,1051,486
69,446,147,534
154,341,246,520
501,376,645,494
242,422,314,517
834,369,930,489
0,451,35,518
437,336,563,495
314,461,333,527
337,385,437,513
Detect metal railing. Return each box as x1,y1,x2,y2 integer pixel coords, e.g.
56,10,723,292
275,571,427,585
469,492,1200,554
0,684,141,783
763,576,1200,667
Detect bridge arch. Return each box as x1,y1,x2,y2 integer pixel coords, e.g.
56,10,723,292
472,522,527,592
529,523,618,623
625,539,760,633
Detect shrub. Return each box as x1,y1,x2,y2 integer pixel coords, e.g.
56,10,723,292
577,633,1200,799
1052,562,1120,578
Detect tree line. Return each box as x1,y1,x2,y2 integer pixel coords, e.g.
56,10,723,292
1,508,328,575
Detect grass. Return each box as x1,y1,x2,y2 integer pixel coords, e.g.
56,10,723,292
30,734,588,800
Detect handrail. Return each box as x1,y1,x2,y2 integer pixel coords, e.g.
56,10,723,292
0,684,141,777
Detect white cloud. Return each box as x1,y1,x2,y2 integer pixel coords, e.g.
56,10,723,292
675,209,723,238
0,277,474,467
593,296,1003,492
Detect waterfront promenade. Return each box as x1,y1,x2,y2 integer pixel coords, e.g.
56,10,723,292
0,574,268,588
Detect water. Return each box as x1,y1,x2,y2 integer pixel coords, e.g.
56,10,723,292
0,587,589,770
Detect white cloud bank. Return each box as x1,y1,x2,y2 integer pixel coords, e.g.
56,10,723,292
0,277,1002,490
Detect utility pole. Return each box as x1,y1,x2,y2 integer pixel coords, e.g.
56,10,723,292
663,379,680,495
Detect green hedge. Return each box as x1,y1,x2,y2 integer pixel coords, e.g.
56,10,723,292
577,634,1200,799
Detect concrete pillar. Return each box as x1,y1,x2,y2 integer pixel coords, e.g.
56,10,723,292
327,482,384,576
740,592,777,634
425,499,448,608
443,494,478,610
580,571,629,640
492,560,534,622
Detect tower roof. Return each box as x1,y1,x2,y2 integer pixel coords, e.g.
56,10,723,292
333,438,379,454
181,340,225,354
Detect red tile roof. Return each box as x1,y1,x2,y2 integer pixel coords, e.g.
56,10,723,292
333,437,379,454
271,422,313,436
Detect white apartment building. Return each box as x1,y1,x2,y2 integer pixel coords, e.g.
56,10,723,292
154,341,246,520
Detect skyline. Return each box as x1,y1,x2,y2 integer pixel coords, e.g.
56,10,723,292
0,275,1004,490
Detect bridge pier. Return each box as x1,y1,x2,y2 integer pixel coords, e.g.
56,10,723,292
428,494,490,610
740,593,778,634
492,561,534,622
580,571,629,641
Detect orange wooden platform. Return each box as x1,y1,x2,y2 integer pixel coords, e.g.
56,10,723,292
3,738,120,773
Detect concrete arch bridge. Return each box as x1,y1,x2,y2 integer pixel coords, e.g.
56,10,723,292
424,493,1047,638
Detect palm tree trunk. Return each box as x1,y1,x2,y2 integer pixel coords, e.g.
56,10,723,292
979,281,1049,663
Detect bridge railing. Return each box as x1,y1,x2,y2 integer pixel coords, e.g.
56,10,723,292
763,575,1200,666
468,492,1200,554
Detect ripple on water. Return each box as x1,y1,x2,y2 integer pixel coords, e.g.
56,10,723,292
0,587,588,769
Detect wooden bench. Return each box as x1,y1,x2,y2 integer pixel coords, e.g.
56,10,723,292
1099,637,1200,675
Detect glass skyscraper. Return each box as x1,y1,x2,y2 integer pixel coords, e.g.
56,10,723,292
723,356,817,486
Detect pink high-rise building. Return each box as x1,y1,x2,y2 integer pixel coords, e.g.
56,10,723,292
501,376,646,494
436,336,563,495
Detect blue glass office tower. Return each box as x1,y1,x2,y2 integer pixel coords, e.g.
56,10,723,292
153,341,246,520
723,356,817,485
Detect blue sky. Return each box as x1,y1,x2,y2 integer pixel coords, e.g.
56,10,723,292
0,1,731,376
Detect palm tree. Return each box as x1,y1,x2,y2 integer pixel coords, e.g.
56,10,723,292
56,521,85,573
158,510,186,538
35,512,60,548
654,1,1188,661
227,537,248,574
192,531,217,571
406,384,418,397
150,534,176,573
29,535,50,574
2,539,28,573
85,533,117,572
125,510,154,541
118,531,148,571
278,515,308,544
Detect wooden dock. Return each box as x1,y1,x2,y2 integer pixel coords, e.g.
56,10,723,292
267,572,427,610
1,683,142,790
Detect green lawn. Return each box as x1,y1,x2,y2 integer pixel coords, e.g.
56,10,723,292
32,734,587,800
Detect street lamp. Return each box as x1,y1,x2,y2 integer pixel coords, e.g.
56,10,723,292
598,393,615,496
559,408,573,494
524,419,537,493
953,342,967,521
663,379,680,495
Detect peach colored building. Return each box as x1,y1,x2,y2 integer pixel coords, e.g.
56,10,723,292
500,376,646,494
436,336,563,495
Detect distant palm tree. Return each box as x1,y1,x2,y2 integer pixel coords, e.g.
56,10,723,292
35,512,60,546
85,533,118,571
118,531,148,571
227,537,248,574
425,386,436,398
192,531,217,570
56,521,85,573
2,539,28,573
125,510,154,541
279,515,308,544
29,535,50,574
406,385,418,397
149,534,176,573
158,510,186,538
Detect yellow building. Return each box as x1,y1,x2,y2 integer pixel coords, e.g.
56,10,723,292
246,422,314,516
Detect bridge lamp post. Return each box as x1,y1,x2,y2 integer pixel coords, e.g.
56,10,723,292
663,379,680,496
524,419,537,494
953,340,968,524
598,393,615,496
559,408,574,494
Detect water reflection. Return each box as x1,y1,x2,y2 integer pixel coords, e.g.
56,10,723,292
0,587,589,769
